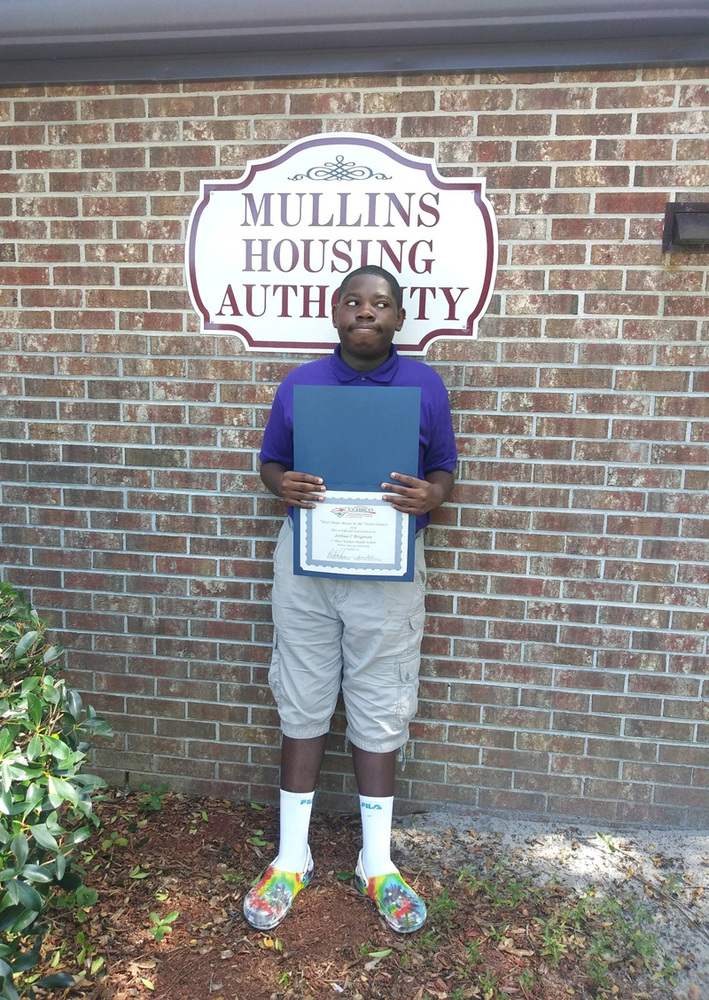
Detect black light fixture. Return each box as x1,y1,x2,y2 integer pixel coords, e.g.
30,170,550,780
662,202,709,253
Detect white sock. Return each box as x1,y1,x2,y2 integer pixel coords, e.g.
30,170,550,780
359,794,396,877
274,788,314,872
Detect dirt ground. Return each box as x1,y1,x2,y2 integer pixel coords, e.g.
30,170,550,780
30,790,709,1000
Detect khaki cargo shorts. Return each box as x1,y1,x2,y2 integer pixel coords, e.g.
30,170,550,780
268,518,426,754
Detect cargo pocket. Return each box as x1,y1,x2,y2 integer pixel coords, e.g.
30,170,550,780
395,650,420,726
406,610,426,655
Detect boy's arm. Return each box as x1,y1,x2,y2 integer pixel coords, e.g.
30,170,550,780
260,461,326,509
381,469,455,516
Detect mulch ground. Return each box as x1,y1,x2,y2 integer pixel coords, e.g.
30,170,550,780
29,790,672,1000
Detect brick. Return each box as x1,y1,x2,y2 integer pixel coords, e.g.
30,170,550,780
0,125,47,145
556,166,630,188
625,718,695,741
47,123,111,144
478,114,551,136
551,217,626,239
637,110,709,133
556,113,632,135
147,96,214,118
518,192,590,215
597,85,675,109
82,147,146,168
83,196,147,217
81,98,146,119
554,711,621,735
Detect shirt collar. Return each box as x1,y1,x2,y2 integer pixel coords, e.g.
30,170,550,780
330,344,400,383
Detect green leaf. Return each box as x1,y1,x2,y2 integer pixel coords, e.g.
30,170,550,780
0,905,24,934
14,630,39,659
41,678,61,706
21,782,44,820
10,833,27,869
141,979,154,990
19,865,53,884
28,824,59,852
76,886,98,908
47,775,79,810
43,736,70,763
26,693,42,728
26,735,42,762
42,645,63,666
54,853,66,880
63,688,82,719
0,731,12,758
65,825,91,845
0,763,25,795
9,949,40,973
367,949,392,959
35,973,74,989
1,977,20,1000
7,879,43,911
0,958,11,979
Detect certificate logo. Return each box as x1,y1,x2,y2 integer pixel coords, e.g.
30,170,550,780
186,132,497,355
331,506,376,519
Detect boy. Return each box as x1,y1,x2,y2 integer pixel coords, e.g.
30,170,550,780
244,265,457,933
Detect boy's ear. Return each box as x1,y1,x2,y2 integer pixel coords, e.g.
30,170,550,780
396,307,406,331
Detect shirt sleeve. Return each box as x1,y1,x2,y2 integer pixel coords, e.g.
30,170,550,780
258,381,294,469
422,376,457,476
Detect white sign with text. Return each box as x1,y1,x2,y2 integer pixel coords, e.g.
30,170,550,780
186,132,497,355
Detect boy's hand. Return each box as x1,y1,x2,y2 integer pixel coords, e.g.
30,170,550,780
381,470,454,515
280,470,326,508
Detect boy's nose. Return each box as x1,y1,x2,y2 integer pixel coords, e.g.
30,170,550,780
356,300,375,318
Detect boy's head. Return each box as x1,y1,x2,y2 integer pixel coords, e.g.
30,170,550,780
337,266,403,311
331,266,406,370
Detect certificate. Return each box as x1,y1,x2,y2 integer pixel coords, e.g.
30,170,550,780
292,384,420,581
298,492,410,578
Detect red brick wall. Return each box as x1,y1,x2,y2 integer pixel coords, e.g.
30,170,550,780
1,67,708,827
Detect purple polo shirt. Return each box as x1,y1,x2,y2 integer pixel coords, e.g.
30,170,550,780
259,346,457,531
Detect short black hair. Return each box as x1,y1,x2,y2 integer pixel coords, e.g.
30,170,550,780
337,265,403,311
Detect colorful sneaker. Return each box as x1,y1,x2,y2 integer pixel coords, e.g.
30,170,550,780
354,850,426,934
243,847,314,931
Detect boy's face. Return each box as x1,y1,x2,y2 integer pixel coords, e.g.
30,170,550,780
332,274,406,369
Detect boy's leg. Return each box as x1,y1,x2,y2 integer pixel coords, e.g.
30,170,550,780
352,745,397,877
244,519,340,931
281,734,327,793
351,744,395,797
272,735,326,872
351,743,426,933
243,738,327,932
341,537,428,932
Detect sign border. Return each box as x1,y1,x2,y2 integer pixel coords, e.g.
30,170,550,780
185,131,498,355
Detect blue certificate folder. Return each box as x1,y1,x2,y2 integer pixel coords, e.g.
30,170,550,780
292,385,420,580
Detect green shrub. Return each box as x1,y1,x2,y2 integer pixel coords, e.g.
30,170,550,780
0,582,113,1000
